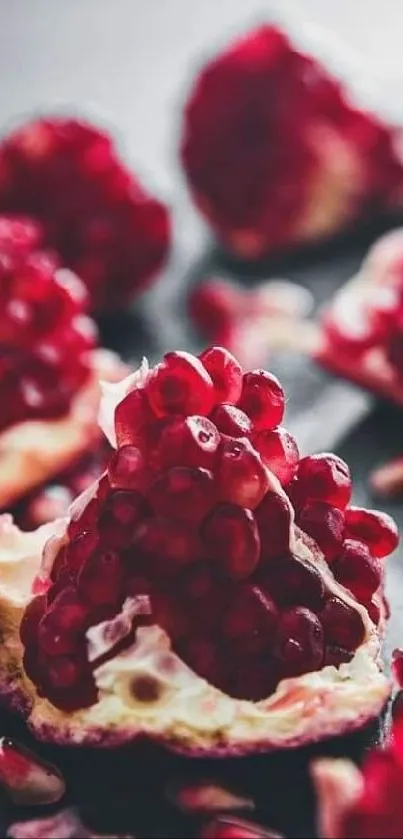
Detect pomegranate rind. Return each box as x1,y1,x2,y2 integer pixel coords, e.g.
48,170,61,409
0,349,127,509
0,514,390,756
315,229,403,405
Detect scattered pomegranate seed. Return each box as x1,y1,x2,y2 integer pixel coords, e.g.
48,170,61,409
321,596,366,650
261,553,325,610
211,404,252,438
333,539,382,605
296,501,345,561
157,414,221,471
344,507,399,558
239,370,285,430
0,737,65,806
273,607,324,677
202,504,261,580
147,350,214,417
216,436,269,508
252,427,299,484
199,346,243,403
291,453,351,510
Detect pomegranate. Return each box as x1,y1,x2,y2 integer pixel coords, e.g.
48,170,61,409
0,116,170,311
316,229,403,408
0,347,394,754
181,26,403,259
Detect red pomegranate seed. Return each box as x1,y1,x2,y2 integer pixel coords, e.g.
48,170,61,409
19,596,46,646
392,690,403,723
296,501,345,561
252,427,299,484
147,350,214,417
0,737,65,806
180,637,223,683
273,606,324,677
261,553,325,610
68,496,99,540
37,588,87,656
222,585,278,653
239,370,285,430
180,565,231,636
65,528,98,572
199,346,243,403
290,453,351,510
134,517,199,577
211,404,252,438
151,590,189,641
392,649,403,687
47,654,86,689
77,551,124,608
156,414,220,470
321,596,366,650
324,645,354,667
189,281,242,342
114,386,155,449
255,492,292,562
332,539,382,605
216,436,269,509
368,597,381,626
344,506,399,558
98,490,150,549
228,657,280,701
107,445,146,491
200,816,281,838
149,466,215,523
202,503,261,580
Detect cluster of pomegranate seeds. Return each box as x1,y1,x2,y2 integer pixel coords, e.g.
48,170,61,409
0,216,97,432
20,347,397,710
0,116,170,311
181,26,402,258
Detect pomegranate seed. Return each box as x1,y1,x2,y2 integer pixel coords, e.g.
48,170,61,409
261,553,325,610
211,404,252,438
19,596,46,646
252,427,299,484
180,565,230,635
189,281,242,342
321,596,366,649
392,690,403,723
296,501,345,561
149,466,215,523
392,649,403,687
68,497,99,540
273,606,324,677
77,551,124,608
151,590,189,641
216,436,269,508
107,445,146,491
98,490,150,548
180,637,223,683
239,370,285,430
37,588,87,656
65,528,98,572
222,585,278,653
156,414,220,470
368,597,381,626
290,453,351,510
324,645,354,666
202,503,261,580
255,492,292,562
199,346,243,403
134,517,199,577
47,654,85,689
345,507,399,558
147,350,214,417
228,657,280,702
0,737,65,806
114,386,155,448
333,539,382,604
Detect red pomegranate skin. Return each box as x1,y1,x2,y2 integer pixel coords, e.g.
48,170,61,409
0,117,171,311
181,26,402,257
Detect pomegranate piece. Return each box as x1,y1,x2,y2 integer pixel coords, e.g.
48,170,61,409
321,596,366,650
200,818,282,839
261,553,325,610
199,346,243,403
147,350,214,417
273,606,324,677
239,370,285,430
181,25,402,258
333,539,382,605
345,507,399,558
189,281,243,344
0,737,65,805
0,116,170,311
156,414,221,470
169,778,254,814
202,504,261,580
149,465,215,523
296,501,345,561
216,436,269,508
255,491,292,561
211,404,252,438
7,807,129,839
290,454,351,510
252,427,299,484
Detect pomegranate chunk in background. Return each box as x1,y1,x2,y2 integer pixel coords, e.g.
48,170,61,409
0,736,65,805
181,25,403,259
0,115,170,311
